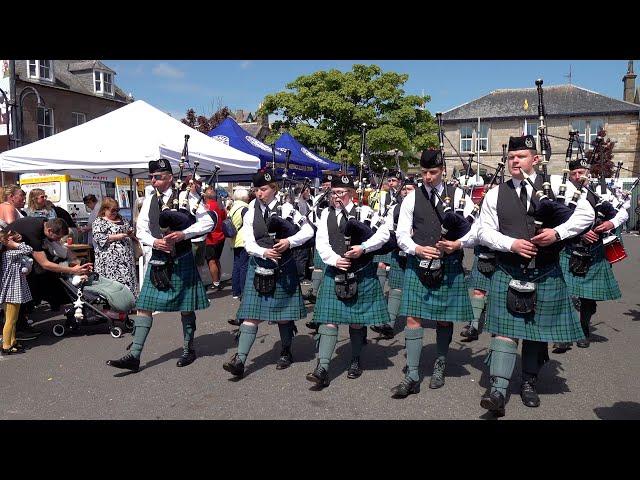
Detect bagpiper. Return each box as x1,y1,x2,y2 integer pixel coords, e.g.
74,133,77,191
222,169,314,378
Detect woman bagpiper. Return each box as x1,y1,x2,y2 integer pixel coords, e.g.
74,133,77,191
305,174,392,388
222,170,314,378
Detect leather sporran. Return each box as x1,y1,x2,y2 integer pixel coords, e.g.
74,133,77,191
253,265,277,295
476,251,496,274
417,258,443,288
568,249,592,277
334,271,358,301
149,259,173,291
398,250,407,270
506,279,537,315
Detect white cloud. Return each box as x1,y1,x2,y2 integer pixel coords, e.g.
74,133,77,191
240,61,251,69
152,63,185,79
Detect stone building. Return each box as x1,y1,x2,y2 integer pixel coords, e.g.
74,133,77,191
440,63,640,175
232,106,270,142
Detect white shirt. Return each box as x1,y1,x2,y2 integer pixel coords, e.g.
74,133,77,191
586,183,629,229
478,173,595,253
396,183,476,256
136,187,215,250
243,197,315,260
315,201,391,267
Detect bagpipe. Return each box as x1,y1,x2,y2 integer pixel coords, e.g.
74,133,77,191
428,182,472,241
520,170,574,230
535,79,553,198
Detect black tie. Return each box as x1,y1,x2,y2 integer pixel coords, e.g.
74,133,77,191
519,183,528,210
338,208,347,231
430,189,437,206
263,205,270,222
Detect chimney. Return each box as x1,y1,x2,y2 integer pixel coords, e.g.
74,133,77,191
623,60,636,103
235,109,245,122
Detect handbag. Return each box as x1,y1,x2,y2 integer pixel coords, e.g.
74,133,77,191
222,218,237,238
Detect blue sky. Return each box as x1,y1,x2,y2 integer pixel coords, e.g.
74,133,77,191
106,60,639,121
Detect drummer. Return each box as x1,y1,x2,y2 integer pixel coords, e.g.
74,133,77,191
554,158,627,351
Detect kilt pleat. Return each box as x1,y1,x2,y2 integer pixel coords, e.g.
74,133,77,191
136,252,209,312
485,263,584,342
313,262,390,325
373,252,393,264
399,253,473,323
387,250,406,290
469,256,493,292
559,245,621,301
236,256,307,322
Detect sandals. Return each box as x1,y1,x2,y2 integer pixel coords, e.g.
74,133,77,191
1,343,26,355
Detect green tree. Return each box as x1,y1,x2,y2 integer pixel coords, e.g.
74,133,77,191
587,129,616,178
181,106,231,134
258,64,437,171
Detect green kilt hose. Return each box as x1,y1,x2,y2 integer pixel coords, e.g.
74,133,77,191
313,262,390,326
485,263,584,342
399,253,473,323
387,250,407,290
136,251,209,312
236,256,307,322
469,258,493,292
559,244,621,301
373,252,393,264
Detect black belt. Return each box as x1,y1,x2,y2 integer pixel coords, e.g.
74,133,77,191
497,251,558,269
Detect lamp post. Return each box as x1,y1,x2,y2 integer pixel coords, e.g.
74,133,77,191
16,85,44,147
0,86,12,185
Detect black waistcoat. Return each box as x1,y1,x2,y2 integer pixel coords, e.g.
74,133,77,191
496,177,561,266
567,181,599,247
253,201,292,262
412,184,447,247
149,189,191,257
327,206,372,271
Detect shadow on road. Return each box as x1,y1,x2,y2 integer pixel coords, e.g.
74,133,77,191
594,401,640,420
621,306,640,322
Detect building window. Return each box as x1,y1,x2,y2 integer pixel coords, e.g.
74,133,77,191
460,126,473,152
459,124,488,153
94,70,114,95
27,60,53,81
37,107,54,139
570,118,604,152
72,112,86,126
525,120,539,145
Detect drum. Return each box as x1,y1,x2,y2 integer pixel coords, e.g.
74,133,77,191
471,186,485,204
603,235,627,264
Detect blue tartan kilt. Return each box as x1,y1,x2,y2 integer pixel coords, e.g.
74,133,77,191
373,252,393,264
399,253,473,323
313,262,390,326
485,262,584,342
236,255,307,322
387,250,407,290
559,244,621,301
136,251,209,312
469,256,493,292
313,248,325,270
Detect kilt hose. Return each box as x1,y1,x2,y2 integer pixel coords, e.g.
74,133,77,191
559,244,621,301
387,250,407,290
236,255,307,323
313,262,390,326
485,262,584,343
373,252,393,265
399,253,474,323
136,251,209,312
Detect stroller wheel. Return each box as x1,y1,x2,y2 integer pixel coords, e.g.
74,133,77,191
124,318,135,331
52,324,66,337
110,326,123,339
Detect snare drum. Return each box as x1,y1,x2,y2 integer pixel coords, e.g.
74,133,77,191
603,235,627,264
471,186,485,204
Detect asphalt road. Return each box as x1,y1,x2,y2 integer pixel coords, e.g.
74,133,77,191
2,236,640,420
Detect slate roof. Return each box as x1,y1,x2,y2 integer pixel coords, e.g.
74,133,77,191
239,122,269,141
14,60,129,103
442,84,640,122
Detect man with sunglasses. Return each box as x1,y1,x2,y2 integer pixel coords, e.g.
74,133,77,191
106,158,215,372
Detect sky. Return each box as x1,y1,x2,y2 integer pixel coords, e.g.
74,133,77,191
105,60,639,122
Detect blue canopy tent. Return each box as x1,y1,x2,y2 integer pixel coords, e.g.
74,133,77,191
275,132,349,176
208,118,319,180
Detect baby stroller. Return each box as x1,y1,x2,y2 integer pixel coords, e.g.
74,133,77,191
55,273,136,339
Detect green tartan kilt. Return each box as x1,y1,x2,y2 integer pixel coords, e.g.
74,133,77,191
485,263,584,342
387,250,407,290
236,255,307,322
469,256,493,292
136,251,209,312
373,252,393,264
399,253,473,323
559,245,621,301
313,248,325,270
313,262,390,325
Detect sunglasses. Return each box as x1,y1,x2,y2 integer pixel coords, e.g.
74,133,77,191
38,195,48,199
149,174,168,180
109,207,120,213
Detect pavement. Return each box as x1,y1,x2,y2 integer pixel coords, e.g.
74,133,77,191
2,235,640,420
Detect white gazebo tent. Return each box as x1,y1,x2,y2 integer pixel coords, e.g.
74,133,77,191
0,100,260,181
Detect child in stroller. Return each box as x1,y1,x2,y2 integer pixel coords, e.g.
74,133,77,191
54,272,136,338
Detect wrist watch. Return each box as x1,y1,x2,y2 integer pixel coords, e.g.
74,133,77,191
554,230,561,241
361,245,367,254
